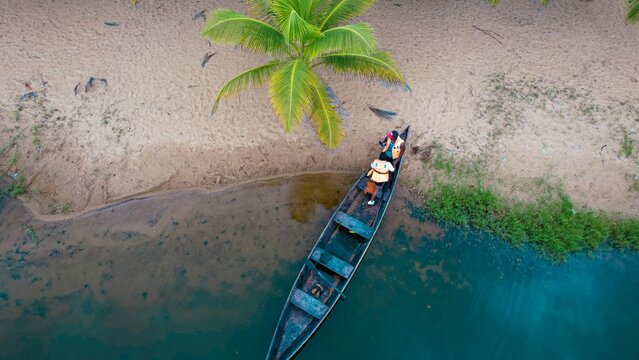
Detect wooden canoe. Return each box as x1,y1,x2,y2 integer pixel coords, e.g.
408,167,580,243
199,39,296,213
266,127,410,360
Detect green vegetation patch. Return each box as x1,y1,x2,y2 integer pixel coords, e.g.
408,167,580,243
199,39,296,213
13,104,24,121
60,202,72,214
31,124,43,147
477,73,639,147
424,182,636,260
622,129,634,157
422,150,639,261
478,73,585,140
628,174,639,192
2,174,27,198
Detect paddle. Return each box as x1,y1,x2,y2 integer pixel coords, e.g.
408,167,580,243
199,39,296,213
304,258,347,300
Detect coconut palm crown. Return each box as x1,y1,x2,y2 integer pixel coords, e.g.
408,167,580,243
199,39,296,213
202,0,406,149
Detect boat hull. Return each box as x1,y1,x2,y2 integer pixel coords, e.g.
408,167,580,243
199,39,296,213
266,127,410,359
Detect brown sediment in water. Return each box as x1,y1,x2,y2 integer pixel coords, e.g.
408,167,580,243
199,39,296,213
0,0,638,216
16,171,359,222
0,173,441,345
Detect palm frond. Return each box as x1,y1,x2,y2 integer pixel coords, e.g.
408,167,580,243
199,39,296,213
305,23,376,60
271,0,297,30
297,0,326,24
309,78,344,148
281,9,322,44
273,1,329,27
628,0,639,22
202,9,287,55
319,0,377,31
269,59,318,132
320,51,406,86
244,0,277,25
211,61,284,115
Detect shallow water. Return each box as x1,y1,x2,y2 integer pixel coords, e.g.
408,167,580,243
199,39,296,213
0,174,638,359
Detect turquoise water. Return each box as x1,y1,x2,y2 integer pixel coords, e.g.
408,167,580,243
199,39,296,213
0,174,638,359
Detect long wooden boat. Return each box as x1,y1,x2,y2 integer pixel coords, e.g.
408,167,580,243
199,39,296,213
266,126,410,359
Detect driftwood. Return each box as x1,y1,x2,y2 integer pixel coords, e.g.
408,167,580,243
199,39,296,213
201,52,216,68
192,10,206,21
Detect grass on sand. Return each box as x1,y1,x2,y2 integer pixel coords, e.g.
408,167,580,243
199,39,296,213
423,153,639,261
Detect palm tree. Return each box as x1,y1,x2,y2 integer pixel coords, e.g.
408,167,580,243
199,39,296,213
202,0,406,149
487,0,639,23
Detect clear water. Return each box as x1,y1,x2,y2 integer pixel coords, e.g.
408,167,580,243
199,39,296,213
0,174,638,359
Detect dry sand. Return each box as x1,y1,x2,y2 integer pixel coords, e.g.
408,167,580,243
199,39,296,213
1,0,638,217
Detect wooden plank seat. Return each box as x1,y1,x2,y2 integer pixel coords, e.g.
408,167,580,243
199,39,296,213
334,211,374,240
310,248,354,279
290,288,329,320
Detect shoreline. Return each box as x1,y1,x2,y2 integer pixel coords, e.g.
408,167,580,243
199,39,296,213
14,170,361,222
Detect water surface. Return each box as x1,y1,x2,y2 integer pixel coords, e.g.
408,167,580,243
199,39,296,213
0,174,638,359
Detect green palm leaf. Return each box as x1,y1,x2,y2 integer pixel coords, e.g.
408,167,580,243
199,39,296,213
269,59,318,132
309,79,344,148
271,0,296,29
202,9,287,55
319,0,377,31
211,61,284,115
281,9,322,44
320,51,406,86
628,0,639,22
297,0,326,24
244,0,277,26
270,0,325,23
305,23,376,60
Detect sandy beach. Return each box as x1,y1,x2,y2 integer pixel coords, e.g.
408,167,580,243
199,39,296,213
1,0,638,217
